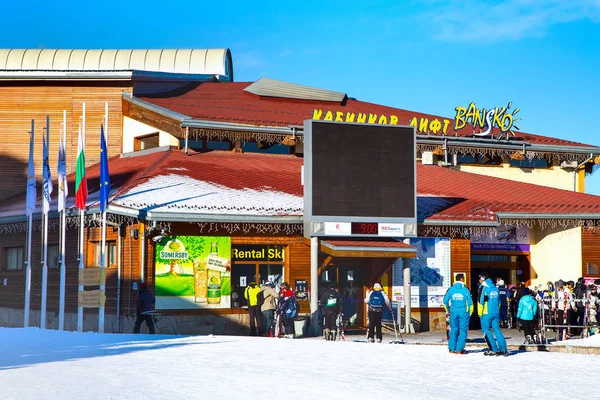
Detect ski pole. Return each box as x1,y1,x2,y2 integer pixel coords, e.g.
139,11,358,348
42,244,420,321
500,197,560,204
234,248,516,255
391,306,402,342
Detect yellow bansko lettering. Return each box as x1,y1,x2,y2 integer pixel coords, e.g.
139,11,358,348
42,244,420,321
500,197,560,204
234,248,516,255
454,106,467,130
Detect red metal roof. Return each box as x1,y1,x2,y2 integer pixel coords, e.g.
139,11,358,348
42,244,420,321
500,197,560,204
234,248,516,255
138,81,590,148
417,163,600,221
3,148,600,224
84,149,600,222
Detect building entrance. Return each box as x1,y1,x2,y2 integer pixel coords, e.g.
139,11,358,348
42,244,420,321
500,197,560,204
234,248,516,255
469,254,530,329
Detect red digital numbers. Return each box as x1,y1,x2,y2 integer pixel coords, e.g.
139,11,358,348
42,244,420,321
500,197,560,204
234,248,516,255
351,222,378,235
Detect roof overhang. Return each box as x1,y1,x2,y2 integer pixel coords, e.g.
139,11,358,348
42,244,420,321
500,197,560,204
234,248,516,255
498,212,600,219
106,204,303,224
320,240,416,258
0,70,226,82
418,136,600,156
422,219,500,226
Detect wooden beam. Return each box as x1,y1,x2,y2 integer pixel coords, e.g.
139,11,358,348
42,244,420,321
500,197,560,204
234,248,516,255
317,255,333,276
320,248,416,258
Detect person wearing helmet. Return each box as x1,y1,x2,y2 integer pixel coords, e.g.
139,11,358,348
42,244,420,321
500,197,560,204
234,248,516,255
365,283,392,343
478,277,508,356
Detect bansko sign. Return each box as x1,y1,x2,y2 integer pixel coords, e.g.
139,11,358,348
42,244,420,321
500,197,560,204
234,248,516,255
454,101,521,140
312,101,521,139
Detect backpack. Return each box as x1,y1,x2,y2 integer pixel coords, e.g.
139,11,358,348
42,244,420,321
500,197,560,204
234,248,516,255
256,290,266,308
369,291,384,308
285,298,298,318
326,293,339,308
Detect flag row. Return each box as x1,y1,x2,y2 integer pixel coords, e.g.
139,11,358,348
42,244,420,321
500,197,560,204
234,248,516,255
25,117,110,217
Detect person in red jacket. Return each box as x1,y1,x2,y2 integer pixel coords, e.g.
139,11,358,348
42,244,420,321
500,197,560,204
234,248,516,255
277,282,297,338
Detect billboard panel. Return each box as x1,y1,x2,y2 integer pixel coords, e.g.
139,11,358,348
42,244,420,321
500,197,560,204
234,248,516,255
155,236,231,309
303,120,417,237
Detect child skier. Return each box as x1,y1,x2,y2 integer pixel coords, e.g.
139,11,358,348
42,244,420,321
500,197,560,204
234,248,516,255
517,288,538,344
320,287,344,341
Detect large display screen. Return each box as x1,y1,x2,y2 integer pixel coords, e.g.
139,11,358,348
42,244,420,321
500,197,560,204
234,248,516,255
310,121,415,218
303,120,417,237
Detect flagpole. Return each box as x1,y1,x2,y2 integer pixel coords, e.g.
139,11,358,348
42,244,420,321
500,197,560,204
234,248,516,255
99,103,109,333
59,110,67,331
24,119,35,328
78,103,86,332
41,115,50,330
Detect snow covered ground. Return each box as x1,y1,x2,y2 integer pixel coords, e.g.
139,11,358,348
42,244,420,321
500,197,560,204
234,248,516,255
556,333,600,347
0,328,598,400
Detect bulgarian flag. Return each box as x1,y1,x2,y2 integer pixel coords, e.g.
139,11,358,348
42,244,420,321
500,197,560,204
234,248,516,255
75,126,88,210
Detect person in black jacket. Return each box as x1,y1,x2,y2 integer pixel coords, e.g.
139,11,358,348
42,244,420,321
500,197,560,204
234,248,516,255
134,283,155,334
320,287,344,341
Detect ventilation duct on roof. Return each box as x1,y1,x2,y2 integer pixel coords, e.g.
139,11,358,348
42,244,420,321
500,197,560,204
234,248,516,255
244,77,347,103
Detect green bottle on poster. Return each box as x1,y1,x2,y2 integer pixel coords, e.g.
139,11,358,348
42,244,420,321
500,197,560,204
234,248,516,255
207,242,221,304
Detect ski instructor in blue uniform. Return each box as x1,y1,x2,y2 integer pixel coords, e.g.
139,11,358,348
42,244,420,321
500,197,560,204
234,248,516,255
443,273,473,354
479,277,508,356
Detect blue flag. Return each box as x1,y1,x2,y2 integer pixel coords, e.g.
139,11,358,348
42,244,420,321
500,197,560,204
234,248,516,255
99,124,110,213
25,123,36,217
42,121,53,214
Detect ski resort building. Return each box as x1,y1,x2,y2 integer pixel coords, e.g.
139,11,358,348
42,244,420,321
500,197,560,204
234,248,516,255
0,48,600,334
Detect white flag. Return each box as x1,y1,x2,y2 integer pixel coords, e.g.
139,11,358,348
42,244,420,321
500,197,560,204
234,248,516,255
57,127,68,212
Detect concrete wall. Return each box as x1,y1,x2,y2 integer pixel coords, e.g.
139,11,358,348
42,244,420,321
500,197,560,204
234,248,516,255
530,226,582,286
458,162,579,192
122,117,179,153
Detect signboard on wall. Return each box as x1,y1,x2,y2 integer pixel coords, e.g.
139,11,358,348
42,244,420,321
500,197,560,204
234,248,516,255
392,237,451,308
470,225,530,252
155,236,231,310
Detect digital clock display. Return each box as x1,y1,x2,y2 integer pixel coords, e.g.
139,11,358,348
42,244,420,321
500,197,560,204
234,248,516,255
351,222,379,235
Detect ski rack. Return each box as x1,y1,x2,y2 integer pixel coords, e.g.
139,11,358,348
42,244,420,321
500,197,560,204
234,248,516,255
538,298,599,343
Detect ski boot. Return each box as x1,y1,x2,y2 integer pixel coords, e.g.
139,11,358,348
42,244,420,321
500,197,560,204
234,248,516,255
324,329,330,340
483,350,496,356
495,351,508,357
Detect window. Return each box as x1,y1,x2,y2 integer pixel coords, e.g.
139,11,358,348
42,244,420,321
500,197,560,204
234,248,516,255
134,133,159,151
47,245,59,269
6,247,24,270
509,157,549,169
89,241,117,268
457,154,501,165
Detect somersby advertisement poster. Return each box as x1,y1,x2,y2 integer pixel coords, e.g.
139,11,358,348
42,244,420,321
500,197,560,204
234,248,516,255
155,236,231,309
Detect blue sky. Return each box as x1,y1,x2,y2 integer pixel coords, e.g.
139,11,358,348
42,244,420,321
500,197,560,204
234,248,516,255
3,0,600,192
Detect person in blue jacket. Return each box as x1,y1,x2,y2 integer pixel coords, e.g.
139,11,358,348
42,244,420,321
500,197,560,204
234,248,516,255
517,288,538,344
443,273,474,354
479,278,507,356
